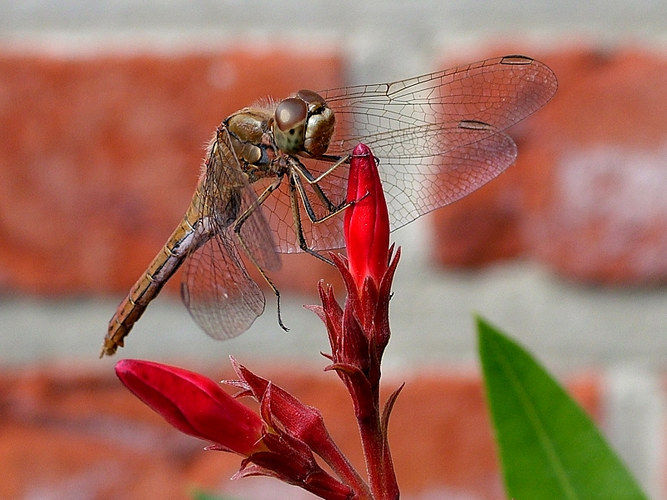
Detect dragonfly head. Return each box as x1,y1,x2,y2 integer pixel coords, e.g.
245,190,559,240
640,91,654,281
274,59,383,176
273,89,335,157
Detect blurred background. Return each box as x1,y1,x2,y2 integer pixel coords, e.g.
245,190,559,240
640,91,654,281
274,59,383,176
0,1,665,499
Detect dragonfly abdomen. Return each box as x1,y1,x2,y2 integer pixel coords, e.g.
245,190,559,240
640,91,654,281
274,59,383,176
100,200,209,357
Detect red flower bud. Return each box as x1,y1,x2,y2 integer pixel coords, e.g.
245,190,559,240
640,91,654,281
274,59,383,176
344,143,390,290
115,359,264,456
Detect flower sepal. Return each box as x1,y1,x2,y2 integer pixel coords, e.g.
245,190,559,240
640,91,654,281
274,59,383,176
226,357,371,498
235,430,353,500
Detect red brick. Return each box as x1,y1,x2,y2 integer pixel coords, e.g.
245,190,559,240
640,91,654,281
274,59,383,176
0,364,602,499
523,48,667,284
0,49,344,295
431,47,667,284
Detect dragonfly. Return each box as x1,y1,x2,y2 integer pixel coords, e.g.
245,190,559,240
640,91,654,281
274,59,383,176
100,54,557,357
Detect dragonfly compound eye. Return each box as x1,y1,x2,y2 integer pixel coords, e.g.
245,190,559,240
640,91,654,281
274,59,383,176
297,89,335,157
274,97,307,154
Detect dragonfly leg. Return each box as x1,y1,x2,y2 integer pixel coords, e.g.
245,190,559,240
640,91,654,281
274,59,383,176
291,169,350,225
295,150,378,212
299,153,350,185
290,157,352,220
287,152,378,264
232,175,289,332
284,173,340,266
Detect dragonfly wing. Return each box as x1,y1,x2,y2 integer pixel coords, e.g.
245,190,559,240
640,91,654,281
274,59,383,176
201,126,281,271
181,228,265,340
251,125,520,252
235,181,283,271
237,56,557,254
377,125,517,230
322,55,557,142
314,55,556,231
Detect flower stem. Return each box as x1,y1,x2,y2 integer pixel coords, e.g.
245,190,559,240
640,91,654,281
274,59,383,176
357,404,399,500
311,431,374,500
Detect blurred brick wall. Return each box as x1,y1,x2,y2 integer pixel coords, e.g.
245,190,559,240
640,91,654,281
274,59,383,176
0,49,344,296
431,48,667,285
1,47,665,298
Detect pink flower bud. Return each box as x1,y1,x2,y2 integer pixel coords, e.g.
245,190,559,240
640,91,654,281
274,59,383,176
115,359,264,456
344,143,390,290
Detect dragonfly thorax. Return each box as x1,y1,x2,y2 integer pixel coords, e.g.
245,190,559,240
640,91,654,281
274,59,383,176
225,109,274,166
273,89,335,158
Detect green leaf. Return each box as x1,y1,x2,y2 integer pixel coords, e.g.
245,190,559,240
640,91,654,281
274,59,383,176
190,489,236,500
477,316,647,500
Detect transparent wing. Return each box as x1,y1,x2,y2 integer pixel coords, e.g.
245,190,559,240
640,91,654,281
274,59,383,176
256,55,557,252
180,126,282,340
323,55,557,230
201,126,281,271
181,229,265,340
323,55,557,145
